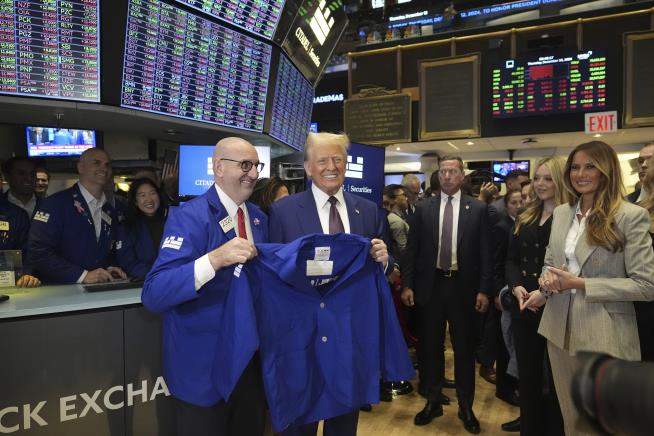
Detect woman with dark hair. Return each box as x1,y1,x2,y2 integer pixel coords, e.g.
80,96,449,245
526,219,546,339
122,178,167,276
249,176,289,214
534,142,654,435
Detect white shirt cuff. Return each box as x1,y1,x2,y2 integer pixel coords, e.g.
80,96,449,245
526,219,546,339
194,254,216,291
77,270,88,284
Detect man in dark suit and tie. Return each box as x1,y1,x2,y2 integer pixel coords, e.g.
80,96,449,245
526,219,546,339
401,156,492,434
268,132,390,436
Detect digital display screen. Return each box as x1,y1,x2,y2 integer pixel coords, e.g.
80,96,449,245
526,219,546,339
268,54,314,151
343,142,385,206
178,145,271,197
26,126,96,157
0,0,100,102
280,0,348,84
121,0,272,132
492,50,607,118
173,0,285,40
492,160,530,182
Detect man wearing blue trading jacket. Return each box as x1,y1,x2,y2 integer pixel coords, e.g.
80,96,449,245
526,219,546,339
268,131,391,436
27,148,148,283
142,137,267,436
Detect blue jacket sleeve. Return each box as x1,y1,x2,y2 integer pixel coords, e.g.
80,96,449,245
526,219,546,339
27,201,84,283
142,205,205,313
377,269,415,382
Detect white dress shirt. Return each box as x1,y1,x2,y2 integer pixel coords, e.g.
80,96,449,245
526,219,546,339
437,190,461,270
78,183,107,283
194,185,253,291
311,183,351,234
7,191,37,218
563,201,588,295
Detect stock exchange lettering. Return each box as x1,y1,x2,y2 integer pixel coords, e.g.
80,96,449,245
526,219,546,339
0,0,100,101
121,0,271,132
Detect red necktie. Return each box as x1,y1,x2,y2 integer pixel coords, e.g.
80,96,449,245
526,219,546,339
237,207,247,240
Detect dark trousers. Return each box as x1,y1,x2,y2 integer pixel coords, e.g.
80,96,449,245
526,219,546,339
636,301,654,361
416,273,476,409
477,303,497,369
511,307,564,436
281,410,359,436
174,357,266,436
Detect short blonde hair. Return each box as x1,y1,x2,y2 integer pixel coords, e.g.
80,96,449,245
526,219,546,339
304,132,349,161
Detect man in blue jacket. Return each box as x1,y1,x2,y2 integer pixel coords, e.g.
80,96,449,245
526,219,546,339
27,148,148,283
142,137,268,436
268,132,391,436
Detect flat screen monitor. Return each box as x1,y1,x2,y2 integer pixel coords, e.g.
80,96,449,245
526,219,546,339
26,127,96,157
0,1,100,102
492,160,530,182
172,0,285,40
343,142,385,206
267,54,314,151
280,0,348,84
492,49,607,118
178,145,271,197
121,0,272,132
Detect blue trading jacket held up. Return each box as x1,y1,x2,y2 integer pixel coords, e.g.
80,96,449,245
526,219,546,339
214,233,415,432
27,183,149,283
141,186,268,407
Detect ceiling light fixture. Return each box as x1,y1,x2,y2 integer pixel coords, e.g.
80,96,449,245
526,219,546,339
466,141,474,145
447,141,459,150
594,133,603,138
396,146,401,151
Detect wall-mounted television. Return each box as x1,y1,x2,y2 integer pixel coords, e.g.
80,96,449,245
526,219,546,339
26,127,97,157
178,145,271,197
491,49,607,118
492,160,530,182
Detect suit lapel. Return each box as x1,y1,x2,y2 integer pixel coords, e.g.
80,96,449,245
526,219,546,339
245,204,264,243
206,187,237,239
296,190,323,235
457,195,471,249
344,193,363,236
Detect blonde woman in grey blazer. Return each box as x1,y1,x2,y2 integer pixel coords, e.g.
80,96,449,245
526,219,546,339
526,141,654,435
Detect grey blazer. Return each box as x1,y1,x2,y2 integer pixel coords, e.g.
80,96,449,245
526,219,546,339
538,201,654,360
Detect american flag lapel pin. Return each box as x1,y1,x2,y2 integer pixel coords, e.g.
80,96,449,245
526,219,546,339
253,218,260,226
355,209,360,214
465,204,470,210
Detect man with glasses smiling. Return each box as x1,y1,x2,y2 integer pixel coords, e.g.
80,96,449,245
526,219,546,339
142,137,268,436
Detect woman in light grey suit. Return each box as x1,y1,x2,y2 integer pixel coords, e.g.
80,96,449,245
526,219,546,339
527,141,654,435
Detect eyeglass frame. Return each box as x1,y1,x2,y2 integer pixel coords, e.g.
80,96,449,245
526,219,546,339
219,158,265,173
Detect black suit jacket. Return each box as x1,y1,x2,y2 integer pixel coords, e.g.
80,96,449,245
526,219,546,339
401,193,492,306
627,189,640,204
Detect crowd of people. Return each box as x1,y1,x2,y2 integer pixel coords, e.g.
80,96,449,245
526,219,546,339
2,135,654,435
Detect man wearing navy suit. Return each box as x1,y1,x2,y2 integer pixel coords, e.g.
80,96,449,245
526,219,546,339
268,132,390,436
142,138,267,436
401,156,492,434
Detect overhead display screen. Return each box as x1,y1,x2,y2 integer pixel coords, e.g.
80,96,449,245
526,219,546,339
121,0,272,132
173,0,285,40
492,50,607,118
268,54,313,151
281,0,348,84
0,0,100,102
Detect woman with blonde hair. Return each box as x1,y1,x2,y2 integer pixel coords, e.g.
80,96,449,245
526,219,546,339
504,156,567,435
635,155,654,361
534,141,654,435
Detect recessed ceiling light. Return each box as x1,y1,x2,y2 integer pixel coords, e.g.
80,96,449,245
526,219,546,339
593,133,602,138
396,146,401,151
466,141,474,145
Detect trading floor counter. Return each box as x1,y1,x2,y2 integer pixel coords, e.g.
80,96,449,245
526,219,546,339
0,284,173,435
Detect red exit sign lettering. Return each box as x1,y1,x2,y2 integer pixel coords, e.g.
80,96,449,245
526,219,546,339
585,111,618,134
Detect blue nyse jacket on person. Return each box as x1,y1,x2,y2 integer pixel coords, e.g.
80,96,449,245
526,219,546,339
27,184,148,283
119,217,164,276
214,233,415,431
141,186,268,407
0,197,30,251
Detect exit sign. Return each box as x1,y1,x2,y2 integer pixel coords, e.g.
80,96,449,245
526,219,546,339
585,111,618,134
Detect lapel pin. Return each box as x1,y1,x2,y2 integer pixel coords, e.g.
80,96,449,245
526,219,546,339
465,204,470,210
355,209,360,214
253,218,260,226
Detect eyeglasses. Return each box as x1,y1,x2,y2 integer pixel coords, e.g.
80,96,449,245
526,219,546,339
220,158,265,173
